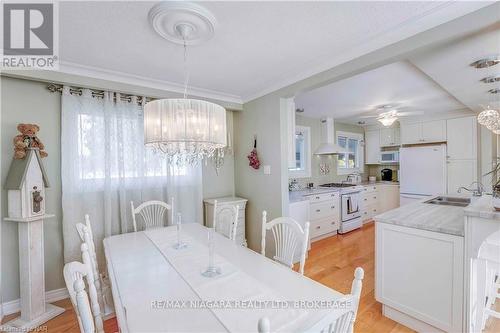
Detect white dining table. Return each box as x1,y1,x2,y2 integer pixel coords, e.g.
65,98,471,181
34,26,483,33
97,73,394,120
103,223,346,332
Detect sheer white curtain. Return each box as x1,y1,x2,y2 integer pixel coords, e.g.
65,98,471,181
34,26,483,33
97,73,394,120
61,86,203,265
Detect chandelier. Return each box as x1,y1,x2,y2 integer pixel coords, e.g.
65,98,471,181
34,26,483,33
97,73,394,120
144,2,227,165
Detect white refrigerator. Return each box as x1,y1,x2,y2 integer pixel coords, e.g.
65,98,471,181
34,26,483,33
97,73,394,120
399,144,447,206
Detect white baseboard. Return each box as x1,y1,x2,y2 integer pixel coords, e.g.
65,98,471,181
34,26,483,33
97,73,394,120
2,288,69,316
382,304,446,333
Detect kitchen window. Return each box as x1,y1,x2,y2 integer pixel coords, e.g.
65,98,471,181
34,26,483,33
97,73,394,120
337,131,364,175
289,126,311,178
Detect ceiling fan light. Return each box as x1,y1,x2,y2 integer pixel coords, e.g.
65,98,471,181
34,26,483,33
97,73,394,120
378,116,397,127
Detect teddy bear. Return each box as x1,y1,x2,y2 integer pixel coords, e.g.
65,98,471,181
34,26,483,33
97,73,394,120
13,123,48,159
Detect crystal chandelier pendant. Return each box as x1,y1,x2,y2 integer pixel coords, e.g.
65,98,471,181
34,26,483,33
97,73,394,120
145,3,227,166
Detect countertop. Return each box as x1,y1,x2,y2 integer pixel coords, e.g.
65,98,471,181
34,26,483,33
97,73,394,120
289,187,341,203
289,181,399,204
464,195,500,221
374,197,466,236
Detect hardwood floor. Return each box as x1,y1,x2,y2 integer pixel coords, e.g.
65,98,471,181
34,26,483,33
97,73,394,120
2,221,499,332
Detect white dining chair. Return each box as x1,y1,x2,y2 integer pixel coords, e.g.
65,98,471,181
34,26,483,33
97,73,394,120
213,199,239,241
76,215,115,316
63,261,104,333
261,210,310,275
257,267,364,333
130,198,174,232
476,233,500,331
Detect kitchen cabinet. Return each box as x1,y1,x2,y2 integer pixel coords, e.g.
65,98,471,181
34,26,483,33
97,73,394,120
376,222,464,333
446,116,477,194
365,130,381,164
305,191,340,240
401,120,446,144
447,159,477,194
401,122,420,144
380,127,400,147
378,184,400,212
446,116,477,160
289,200,311,262
422,120,446,142
361,184,400,222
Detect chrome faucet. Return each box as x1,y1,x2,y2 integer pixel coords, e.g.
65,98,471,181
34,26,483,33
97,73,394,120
458,181,484,197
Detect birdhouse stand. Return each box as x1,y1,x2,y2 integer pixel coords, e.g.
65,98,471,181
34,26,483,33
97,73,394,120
3,148,64,330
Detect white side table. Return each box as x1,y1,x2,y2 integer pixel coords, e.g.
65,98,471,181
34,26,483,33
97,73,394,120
3,214,65,330
204,197,248,246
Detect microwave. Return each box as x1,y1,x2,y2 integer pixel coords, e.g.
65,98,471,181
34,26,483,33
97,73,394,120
380,151,399,163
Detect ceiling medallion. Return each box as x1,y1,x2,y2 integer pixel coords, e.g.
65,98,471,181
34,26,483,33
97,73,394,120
148,2,217,45
470,57,499,69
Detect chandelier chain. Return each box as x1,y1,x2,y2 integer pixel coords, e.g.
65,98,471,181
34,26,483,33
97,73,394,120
183,37,190,99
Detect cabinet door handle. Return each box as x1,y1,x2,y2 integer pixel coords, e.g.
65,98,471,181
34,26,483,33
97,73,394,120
331,206,335,209
331,221,336,225
373,196,377,199
364,198,367,201
315,196,320,199
316,226,321,230
330,194,335,197
316,209,321,212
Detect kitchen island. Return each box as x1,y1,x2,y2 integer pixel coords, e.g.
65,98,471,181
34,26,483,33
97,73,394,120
374,198,466,333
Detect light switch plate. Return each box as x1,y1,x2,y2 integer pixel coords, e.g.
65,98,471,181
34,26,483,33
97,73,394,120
263,165,271,175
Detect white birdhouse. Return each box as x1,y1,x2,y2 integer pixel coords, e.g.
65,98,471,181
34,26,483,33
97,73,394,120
5,148,50,219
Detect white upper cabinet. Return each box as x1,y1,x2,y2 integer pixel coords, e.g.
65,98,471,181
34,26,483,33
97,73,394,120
401,120,446,144
422,120,446,143
446,117,477,160
380,127,400,147
365,130,380,164
401,122,420,144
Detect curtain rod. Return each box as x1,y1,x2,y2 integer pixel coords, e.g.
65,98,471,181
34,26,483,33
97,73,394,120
47,83,153,104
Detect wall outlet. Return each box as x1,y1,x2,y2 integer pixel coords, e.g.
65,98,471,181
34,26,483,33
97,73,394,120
263,165,271,175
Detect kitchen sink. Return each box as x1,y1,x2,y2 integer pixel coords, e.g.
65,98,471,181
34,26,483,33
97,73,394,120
424,196,471,207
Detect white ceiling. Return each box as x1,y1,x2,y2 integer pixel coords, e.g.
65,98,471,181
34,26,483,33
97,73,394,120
409,25,500,113
294,61,467,123
57,1,491,103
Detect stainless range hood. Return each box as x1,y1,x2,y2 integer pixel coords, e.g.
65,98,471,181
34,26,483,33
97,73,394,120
314,117,344,155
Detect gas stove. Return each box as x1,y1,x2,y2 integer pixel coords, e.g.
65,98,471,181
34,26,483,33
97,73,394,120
319,183,356,188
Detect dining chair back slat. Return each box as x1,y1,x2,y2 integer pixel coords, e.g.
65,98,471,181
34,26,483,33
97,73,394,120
261,211,310,274
131,198,174,232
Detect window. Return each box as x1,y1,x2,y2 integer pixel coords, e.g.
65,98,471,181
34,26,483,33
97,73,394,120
289,126,311,178
337,131,364,175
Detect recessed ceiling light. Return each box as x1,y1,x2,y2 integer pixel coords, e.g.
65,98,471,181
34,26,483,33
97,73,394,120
481,76,500,83
470,57,500,69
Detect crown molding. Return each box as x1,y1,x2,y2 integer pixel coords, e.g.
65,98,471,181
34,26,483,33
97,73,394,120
240,1,494,103
57,61,243,105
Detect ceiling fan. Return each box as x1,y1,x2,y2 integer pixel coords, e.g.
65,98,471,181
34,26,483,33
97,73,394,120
358,104,424,126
